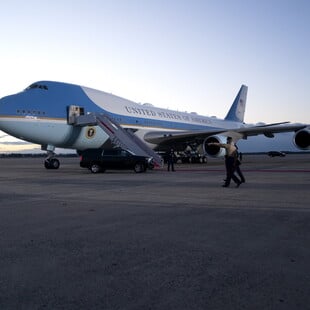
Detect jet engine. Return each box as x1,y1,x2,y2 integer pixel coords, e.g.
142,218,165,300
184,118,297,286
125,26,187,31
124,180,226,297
293,128,310,150
203,136,227,157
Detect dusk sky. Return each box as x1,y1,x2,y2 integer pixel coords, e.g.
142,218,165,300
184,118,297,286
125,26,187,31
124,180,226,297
0,0,309,151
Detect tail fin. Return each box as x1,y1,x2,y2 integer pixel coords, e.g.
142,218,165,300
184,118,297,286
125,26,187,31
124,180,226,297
224,85,248,123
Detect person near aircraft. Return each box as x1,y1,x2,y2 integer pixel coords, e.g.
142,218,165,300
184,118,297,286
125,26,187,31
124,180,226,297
234,145,245,183
167,148,176,172
208,137,241,187
223,150,245,184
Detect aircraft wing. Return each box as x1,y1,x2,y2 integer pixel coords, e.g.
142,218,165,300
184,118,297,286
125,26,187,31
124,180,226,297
143,123,308,145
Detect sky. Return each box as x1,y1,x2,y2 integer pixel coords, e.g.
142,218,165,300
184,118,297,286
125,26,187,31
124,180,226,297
0,0,309,152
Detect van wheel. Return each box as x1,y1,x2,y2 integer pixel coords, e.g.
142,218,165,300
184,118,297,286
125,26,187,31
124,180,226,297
134,163,144,173
90,164,101,173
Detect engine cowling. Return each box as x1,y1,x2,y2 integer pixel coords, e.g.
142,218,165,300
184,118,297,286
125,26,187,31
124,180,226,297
293,128,310,150
203,136,227,157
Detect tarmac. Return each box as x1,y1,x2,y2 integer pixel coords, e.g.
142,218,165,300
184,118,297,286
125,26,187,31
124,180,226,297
0,154,310,309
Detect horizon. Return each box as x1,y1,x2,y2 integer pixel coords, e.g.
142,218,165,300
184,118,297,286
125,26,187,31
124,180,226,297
0,131,308,155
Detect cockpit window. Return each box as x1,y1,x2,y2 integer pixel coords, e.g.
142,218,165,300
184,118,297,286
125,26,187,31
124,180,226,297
25,83,48,91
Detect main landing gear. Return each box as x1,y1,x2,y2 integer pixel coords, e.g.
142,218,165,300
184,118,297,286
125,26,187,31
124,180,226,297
44,149,60,169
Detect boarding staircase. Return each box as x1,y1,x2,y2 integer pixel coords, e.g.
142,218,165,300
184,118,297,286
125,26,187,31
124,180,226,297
69,108,163,167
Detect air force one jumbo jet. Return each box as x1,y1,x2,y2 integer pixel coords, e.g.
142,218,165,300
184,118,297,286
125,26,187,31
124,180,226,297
0,81,309,169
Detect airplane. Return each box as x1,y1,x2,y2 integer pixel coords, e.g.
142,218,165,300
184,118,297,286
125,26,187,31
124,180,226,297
0,80,309,169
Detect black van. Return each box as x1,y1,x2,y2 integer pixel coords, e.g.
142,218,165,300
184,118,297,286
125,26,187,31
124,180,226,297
79,149,154,173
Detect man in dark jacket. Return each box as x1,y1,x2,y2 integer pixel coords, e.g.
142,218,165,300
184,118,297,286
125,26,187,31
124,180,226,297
208,137,241,187
167,148,175,172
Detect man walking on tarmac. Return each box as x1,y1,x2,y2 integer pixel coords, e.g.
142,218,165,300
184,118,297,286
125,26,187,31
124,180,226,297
208,137,242,187
167,148,176,172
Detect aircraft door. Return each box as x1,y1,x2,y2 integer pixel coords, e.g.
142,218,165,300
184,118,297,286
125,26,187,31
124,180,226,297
67,105,85,124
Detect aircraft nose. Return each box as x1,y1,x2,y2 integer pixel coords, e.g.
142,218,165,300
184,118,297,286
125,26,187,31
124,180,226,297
0,97,6,132
0,94,15,120
0,94,20,136
0,96,5,112
0,95,8,112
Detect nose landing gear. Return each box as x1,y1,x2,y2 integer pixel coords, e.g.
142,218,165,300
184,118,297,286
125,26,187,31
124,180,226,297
43,146,60,169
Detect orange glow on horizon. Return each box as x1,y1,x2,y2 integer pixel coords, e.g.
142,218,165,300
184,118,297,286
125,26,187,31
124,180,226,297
0,143,41,153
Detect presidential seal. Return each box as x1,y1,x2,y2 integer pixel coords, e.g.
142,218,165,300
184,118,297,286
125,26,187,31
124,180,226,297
86,127,96,139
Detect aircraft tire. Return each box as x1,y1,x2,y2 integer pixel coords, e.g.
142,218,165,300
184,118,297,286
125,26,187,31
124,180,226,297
44,160,51,169
50,158,60,169
44,158,60,169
